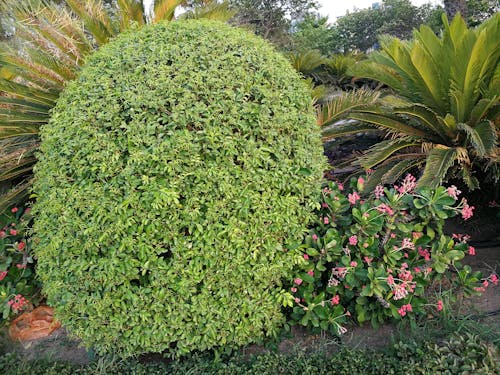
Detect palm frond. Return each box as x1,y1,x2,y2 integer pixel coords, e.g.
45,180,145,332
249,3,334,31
289,50,325,75
117,0,146,28
317,89,381,127
182,0,235,22
153,0,182,22
358,140,420,170
417,146,457,188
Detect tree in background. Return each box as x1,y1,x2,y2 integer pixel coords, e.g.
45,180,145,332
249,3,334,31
335,0,435,52
444,0,467,19
290,14,340,55
230,0,319,46
466,0,499,26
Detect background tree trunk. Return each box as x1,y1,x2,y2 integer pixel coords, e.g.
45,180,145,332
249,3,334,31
444,0,468,19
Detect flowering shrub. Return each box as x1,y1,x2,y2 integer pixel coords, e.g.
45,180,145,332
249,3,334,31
0,206,40,326
289,175,496,334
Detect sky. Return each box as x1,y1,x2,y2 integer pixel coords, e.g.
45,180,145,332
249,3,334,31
317,0,441,20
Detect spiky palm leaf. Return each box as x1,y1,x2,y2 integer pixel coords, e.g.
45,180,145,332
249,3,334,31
0,0,232,210
320,13,500,190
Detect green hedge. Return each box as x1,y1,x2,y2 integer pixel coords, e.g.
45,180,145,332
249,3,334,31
32,20,325,357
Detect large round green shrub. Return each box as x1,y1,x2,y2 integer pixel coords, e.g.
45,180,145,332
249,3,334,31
32,20,325,357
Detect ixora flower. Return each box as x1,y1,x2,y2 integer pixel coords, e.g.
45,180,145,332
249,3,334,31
348,235,358,245
446,185,461,199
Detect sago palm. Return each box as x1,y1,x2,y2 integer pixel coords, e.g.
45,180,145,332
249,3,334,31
0,0,233,209
319,13,500,191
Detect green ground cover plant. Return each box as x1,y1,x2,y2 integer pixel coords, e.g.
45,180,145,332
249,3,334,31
31,20,326,358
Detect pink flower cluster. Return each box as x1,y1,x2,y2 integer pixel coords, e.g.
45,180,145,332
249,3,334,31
374,184,385,199
8,294,28,311
0,270,7,281
395,174,416,195
401,238,415,250
349,235,358,245
398,303,412,317
446,185,461,200
331,295,340,306
376,203,394,216
332,267,348,279
348,191,361,205
461,199,475,220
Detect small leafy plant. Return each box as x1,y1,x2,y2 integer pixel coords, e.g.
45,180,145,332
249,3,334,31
288,174,497,334
0,205,40,326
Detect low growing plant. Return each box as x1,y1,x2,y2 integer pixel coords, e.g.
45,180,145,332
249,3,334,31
0,205,40,326
288,174,497,334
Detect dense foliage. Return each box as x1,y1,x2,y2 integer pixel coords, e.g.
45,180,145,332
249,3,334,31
0,0,233,210
288,175,495,333
0,333,497,374
0,205,39,326
320,14,500,191
32,20,325,357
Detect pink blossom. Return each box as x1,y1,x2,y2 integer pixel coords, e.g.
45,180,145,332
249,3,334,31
0,271,7,281
331,295,340,306
16,264,26,269
468,246,475,256
364,256,372,265
0,231,5,239
437,300,443,312
414,267,421,273
446,185,461,200
474,287,486,292
307,270,314,276
348,191,361,205
312,234,318,241
418,247,431,261
387,275,395,285
9,229,17,236
374,184,385,199
323,217,330,225
295,297,300,303
358,177,365,184
401,238,415,250
404,253,408,258
337,183,344,191
396,174,416,194
483,280,489,288
461,199,475,220
332,267,348,279
303,254,310,261
398,303,412,317
290,287,297,293
321,202,329,208
11,207,18,213
363,243,369,248
350,261,357,267
17,242,26,251
390,233,396,239
294,278,303,285
376,203,394,216
489,274,498,285
349,235,358,246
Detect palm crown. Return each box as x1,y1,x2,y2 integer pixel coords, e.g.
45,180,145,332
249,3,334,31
320,13,499,191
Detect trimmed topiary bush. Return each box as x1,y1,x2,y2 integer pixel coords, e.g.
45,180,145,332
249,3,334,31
32,20,325,357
